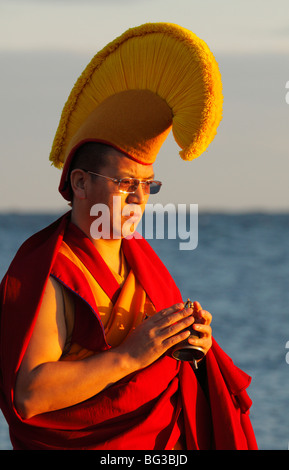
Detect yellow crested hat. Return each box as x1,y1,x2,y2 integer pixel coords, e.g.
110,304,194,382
50,23,223,200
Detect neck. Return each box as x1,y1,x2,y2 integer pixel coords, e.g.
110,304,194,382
70,209,123,274
92,237,123,275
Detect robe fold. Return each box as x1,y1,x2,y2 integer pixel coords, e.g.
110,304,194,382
0,212,258,450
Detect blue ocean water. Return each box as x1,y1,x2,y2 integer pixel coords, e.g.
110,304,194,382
0,212,288,450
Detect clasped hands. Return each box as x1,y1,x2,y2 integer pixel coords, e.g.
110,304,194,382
118,301,212,371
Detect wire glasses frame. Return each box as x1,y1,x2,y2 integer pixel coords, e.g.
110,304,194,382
82,169,162,195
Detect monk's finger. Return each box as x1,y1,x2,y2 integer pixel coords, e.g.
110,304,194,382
154,303,192,324
194,308,212,326
192,323,212,338
193,301,202,312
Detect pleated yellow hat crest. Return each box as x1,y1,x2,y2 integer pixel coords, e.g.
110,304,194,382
50,23,223,200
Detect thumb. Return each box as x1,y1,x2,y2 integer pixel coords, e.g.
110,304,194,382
193,301,202,312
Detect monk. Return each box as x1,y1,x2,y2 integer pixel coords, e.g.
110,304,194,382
0,23,257,450
14,143,213,420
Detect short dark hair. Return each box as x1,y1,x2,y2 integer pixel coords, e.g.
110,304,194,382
70,142,111,173
68,142,112,200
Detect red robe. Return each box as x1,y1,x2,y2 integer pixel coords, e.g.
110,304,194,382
0,212,257,450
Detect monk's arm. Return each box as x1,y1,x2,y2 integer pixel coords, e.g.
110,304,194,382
14,277,197,419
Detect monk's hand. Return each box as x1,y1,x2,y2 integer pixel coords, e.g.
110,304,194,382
118,303,196,370
188,301,212,357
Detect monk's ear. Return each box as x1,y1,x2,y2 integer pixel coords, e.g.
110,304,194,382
70,169,87,200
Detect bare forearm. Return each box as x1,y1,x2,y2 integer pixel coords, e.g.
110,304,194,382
15,302,211,420
15,348,135,419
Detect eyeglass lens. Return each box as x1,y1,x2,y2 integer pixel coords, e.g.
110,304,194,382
119,179,161,194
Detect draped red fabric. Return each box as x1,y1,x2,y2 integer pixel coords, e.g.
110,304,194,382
0,213,257,450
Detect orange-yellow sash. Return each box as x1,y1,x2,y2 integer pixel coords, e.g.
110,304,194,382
58,241,155,361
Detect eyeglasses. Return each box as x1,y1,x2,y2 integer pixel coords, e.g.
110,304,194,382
82,169,162,195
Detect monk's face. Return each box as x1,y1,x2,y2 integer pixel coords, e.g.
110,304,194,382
84,148,154,239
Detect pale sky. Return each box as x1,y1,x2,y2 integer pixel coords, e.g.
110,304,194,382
1,0,289,212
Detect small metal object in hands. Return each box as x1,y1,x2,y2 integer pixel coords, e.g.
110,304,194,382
171,299,205,369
